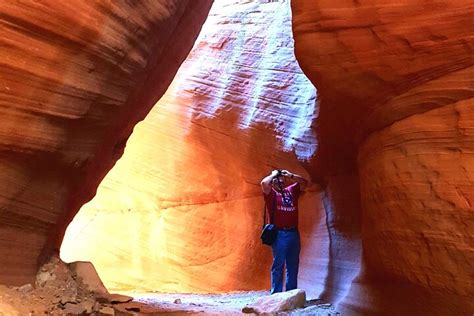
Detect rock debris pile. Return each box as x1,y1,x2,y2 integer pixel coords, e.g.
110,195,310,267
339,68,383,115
0,257,134,315
0,257,339,315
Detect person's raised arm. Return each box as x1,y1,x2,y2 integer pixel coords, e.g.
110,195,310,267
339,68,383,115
281,170,308,191
261,170,279,194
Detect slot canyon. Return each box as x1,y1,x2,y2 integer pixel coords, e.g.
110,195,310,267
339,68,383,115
0,0,473,315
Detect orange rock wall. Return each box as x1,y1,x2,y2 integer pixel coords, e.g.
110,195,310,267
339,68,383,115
2,0,473,314
61,0,323,295
292,0,474,314
359,100,474,295
0,0,212,286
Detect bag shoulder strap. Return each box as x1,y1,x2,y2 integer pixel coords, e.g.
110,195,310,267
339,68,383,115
263,190,276,225
263,200,267,225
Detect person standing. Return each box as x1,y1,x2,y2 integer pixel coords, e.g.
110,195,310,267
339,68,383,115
260,169,308,294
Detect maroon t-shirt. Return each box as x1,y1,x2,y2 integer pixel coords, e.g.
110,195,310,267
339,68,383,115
264,182,300,229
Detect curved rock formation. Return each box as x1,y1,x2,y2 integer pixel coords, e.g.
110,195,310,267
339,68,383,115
1,0,472,314
0,0,212,286
292,0,474,314
61,0,322,294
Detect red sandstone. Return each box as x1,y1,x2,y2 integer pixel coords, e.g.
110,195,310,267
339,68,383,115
0,0,472,315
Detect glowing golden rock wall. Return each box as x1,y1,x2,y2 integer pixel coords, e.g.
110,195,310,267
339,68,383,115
61,0,322,294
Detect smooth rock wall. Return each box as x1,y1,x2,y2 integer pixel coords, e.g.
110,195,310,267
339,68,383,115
0,0,212,285
359,100,474,297
292,0,474,313
3,0,472,314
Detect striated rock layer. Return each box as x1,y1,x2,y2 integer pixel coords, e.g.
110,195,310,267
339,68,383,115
0,0,213,286
2,0,472,314
61,0,322,295
292,0,474,314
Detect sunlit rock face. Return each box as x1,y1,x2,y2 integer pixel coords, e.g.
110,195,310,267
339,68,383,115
292,0,474,314
61,1,321,294
0,0,212,286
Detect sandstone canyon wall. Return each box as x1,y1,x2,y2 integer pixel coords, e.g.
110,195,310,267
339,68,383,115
292,0,474,314
1,0,473,315
0,0,213,286
61,0,325,296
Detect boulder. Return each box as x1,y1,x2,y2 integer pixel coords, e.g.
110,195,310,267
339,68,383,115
68,261,108,295
242,289,306,314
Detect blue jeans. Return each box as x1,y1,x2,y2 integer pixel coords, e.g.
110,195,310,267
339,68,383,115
271,230,300,294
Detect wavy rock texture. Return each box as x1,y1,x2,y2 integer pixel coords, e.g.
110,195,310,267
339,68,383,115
0,0,212,286
61,0,322,295
2,0,473,314
292,0,474,314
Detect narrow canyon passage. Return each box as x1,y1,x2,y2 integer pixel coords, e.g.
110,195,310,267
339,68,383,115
0,0,473,315
60,0,324,297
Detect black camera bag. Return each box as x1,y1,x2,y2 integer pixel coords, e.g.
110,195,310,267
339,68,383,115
260,193,277,246
261,223,278,245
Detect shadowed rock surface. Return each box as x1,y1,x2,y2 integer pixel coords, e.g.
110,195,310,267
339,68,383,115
0,0,212,286
292,0,474,314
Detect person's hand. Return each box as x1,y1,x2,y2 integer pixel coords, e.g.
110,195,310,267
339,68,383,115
271,170,280,177
281,170,293,178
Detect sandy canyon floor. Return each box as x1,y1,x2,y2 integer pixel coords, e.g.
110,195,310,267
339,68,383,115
121,291,339,315
0,286,339,315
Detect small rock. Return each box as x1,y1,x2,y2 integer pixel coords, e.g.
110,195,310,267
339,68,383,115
36,271,55,288
101,293,133,304
173,298,182,304
81,300,95,313
63,302,86,314
51,295,61,304
60,291,77,305
118,301,142,313
17,284,33,293
99,306,115,315
93,301,101,312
